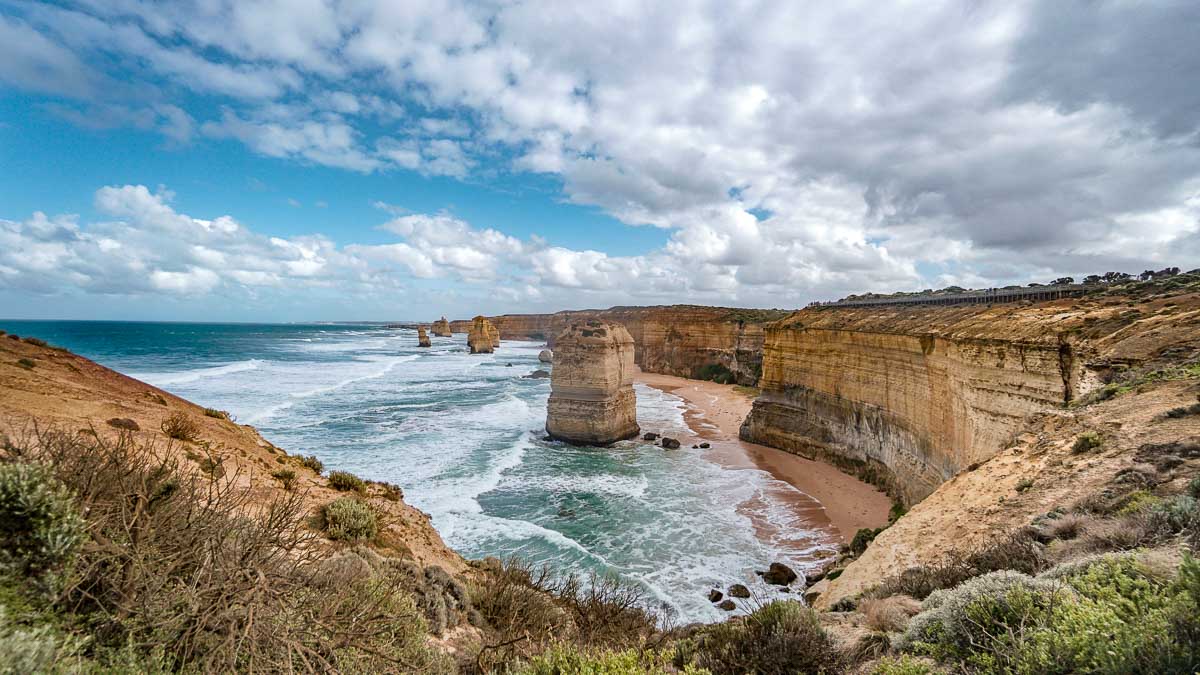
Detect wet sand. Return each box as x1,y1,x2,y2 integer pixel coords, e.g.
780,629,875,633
635,369,892,542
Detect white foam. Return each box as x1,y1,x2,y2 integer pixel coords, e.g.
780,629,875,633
130,358,262,386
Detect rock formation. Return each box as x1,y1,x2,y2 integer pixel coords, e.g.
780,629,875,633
486,321,501,349
538,349,553,363
431,317,452,337
417,326,431,347
450,305,787,386
467,316,497,354
545,321,639,445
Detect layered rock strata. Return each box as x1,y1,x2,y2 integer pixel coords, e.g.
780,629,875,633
740,293,1200,506
417,326,431,347
431,317,452,337
546,321,640,445
455,305,787,385
467,316,497,354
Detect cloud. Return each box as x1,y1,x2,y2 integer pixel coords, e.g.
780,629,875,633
2,1,1199,310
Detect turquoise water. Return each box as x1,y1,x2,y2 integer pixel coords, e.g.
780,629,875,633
0,320,837,623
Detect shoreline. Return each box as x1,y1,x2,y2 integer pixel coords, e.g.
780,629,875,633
634,369,892,542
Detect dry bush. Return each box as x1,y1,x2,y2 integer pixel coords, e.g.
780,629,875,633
327,470,366,492
867,530,1050,601
298,454,324,474
271,468,297,490
202,408,230,421
468,557,658,671
861,595,922,633
687,601,842,674
159,411,199,442
1,426,447,672
105,418,140,431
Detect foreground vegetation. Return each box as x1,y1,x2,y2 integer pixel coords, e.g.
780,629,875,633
3,414,1198,673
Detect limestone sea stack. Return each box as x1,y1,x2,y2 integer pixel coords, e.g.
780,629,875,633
545,321,639,445
431,317,453,337
468,316,497,354
486,321,501,348
417,326,431,347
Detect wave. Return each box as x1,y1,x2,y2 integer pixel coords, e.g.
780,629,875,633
129,359,263,386
244,355,419,424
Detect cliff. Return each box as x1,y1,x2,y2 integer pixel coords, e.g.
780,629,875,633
742,287,1200,506
546,321,640,445
458,305,788,386
0,333,464,573
430,316,452,337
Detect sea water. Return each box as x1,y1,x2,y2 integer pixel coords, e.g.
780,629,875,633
1,321,837,623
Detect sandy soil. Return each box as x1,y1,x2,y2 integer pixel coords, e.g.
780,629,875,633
634,369,891,542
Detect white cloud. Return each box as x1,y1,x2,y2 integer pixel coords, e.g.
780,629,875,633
3,1,1200,309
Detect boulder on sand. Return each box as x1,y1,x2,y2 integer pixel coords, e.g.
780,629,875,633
417,326,431,347
545,321,639,446
538,349,553,363
760,562,798,586
661,437,681,449
468,316,498,354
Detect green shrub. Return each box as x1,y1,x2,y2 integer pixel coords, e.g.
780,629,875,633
0,463,86,582
897,571,1072,668
0,604,82,674
159,411,199,441
1072,432,1103,454
271,468,297,491
1015,478,1035,493
322,497,377,541
695,363,737,385
688,601,842,674
105,417,140,431
851,526,883,554
867,531,1049,601
520,645,685,674
299,454,324,474
202,408,230,420
1189,476,1200,500
328,470,366,492
21,337,47,347
870,655,935,675
16,358,35,370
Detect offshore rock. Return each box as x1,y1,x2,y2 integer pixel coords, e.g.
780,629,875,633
762,562,798,586
523,369,550,379
431,317,452,337
468,316,497,354
545,321,639,445
538,349,553,363
417,326,431,348
487,321,501,349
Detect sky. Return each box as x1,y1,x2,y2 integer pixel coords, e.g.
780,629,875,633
1,1,1198,322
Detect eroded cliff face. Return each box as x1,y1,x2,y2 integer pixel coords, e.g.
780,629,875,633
459,306,787,386
430,317,452,337
468,316,497,354
741,293,1200,506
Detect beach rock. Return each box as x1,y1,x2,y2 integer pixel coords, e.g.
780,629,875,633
718,599,737,611
524,370,551,379
545,321,639,446
661,437,681,449
762,562,798,586
417,326,431,347
708,589,723,603
538,349,553,363
643,432,659,441
699,442,710,449
729,584,751,598
468,316,498,354
431,316,453,337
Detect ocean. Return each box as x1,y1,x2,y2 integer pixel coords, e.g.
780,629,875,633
0,320,837,623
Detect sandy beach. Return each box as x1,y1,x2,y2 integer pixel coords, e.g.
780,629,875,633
635,369,891,542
